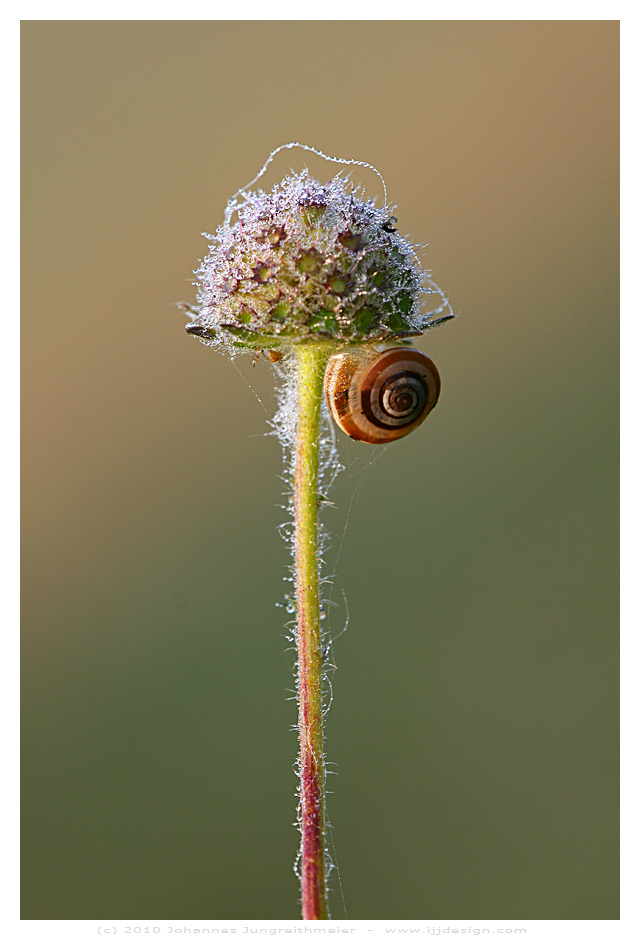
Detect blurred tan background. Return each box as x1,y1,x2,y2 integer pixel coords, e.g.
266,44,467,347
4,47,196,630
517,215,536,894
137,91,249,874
21,21,618,920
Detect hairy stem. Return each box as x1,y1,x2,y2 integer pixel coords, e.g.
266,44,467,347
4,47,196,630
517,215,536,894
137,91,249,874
293,343,333,920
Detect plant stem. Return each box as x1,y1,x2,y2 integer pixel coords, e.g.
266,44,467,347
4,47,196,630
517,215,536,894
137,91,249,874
293,343,333,920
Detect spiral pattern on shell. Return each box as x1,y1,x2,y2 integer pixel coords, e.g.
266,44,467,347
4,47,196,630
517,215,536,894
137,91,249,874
324,346,441,444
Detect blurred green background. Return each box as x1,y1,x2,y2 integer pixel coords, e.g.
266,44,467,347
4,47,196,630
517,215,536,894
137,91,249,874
21,21,618,920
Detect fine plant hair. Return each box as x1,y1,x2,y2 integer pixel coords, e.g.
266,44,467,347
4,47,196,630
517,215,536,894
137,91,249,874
182,143,453,919
270,354,343,629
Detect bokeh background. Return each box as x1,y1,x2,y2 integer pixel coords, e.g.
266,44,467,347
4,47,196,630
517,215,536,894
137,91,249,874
21,21,619,920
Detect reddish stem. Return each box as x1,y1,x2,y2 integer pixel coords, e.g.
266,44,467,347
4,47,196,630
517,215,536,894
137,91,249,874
293,345,330,919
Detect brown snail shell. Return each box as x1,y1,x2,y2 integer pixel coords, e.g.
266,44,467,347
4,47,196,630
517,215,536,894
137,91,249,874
324,346,441,444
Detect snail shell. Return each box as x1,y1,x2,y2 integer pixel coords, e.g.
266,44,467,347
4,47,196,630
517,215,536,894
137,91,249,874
324,346,441,444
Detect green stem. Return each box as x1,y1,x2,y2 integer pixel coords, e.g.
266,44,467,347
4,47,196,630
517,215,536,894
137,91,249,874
293,343,333,920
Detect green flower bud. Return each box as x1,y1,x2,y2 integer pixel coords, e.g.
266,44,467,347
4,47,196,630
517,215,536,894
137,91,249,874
185,162,452,354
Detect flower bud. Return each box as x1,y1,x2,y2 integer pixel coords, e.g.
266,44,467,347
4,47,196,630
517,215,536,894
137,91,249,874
186,169,451,354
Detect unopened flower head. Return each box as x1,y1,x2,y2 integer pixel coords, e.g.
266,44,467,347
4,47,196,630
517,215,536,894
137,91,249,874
186,168,451,355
